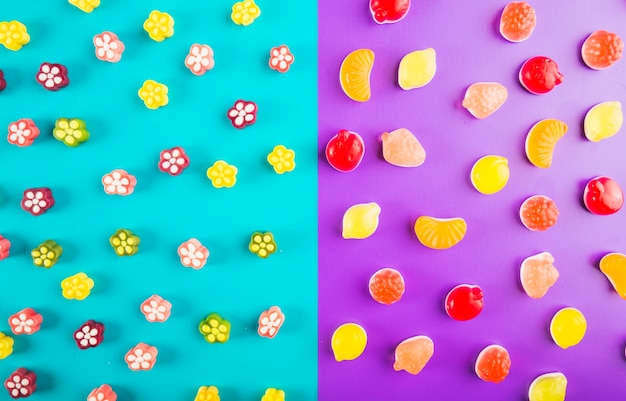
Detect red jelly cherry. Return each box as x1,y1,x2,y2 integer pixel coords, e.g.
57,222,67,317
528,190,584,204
445,284,484,321
368,268,405,305
584,176,624,215
520,195,559,231
369,0,411,24
325,129,365,172
519,56,564,95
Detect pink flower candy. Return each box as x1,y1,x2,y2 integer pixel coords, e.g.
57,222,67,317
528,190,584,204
102,169,136,195
158,146,189,176
227,100,257,129
4,368,36,399
258,306,285,338
140,295,172,323
0,235,10,260
88,384,117,401
8,308,43,335
8,119,39,147
269,45,295,73
36,62,69,91
93,32,125,63
125,343,158,371
178,238,209,269
185,44,215,76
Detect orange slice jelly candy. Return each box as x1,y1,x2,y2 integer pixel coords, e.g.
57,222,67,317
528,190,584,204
475,344,511,383
393,335,434,375
339,49,375,102
525,119,568,168
368,268,405,305
462,82,508,119
381,128,426,167
499,2,536,42
599,253,626,299
520,252,559,299
414,216,466,250
519,195,559,231
582,30,624,70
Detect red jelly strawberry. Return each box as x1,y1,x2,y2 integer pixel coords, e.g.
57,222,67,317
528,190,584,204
325,129,365,172
499,1,536,42
520,195,559,231
445,284,484,321
519,56,564,95
584,176,623,215
369,0,411,24
582,30,624,70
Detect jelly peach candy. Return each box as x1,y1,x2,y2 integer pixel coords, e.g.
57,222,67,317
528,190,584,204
94,32,125,63
143,11,174,42
369,0,411,24
61,272,94,300
0,235,10,260
194,386,219,401
381,128,426,167
499,2,536,42
138,80,168,109
398,48,436,90
199,313,231,343
125,343,158,371
8,308,42,335
462,82,508,119
68,0,100,13
32,240,63,268
582,30,623,70
4,368,36,399
393,335,434,375
520,252,559,299
584,101,623,142
550,307,586,349
21,188,54,216
231,0,261,26
475,344,511,383
326,129,365,172
339,49,374,102
599,253,626,299
445,284,484,321
258,306,285,339
528,372,567,401
331,323,367,362
140,295,172,323
519,57,563,95
54,118,89,147
583,176,623,215
520,195,559,231
470,155,509,195
8,119,40,147
342,202,381,239
74,320,105,349
414,216,467,250
88,385,117,401
369,268,405,305
36,63,69,91
110,229,140,256
0,332,13,359
525,119,568,168
0,21,30,51
261,388,285,401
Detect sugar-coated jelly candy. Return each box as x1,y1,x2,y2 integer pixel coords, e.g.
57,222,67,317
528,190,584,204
414,216,466,250
381,128,425,167
74,320,104,349
369,0,411,24
326,129,365,172
61,272,94,300
231,0,261,26
32,240,63,268
520,195,559,231
331,323,367,362
470,155,509,195
199,313,231,343
475,344,511,383
4,368,36,398
258,306,285,338
340,49,374,102
528,372,567,401
88,384,117,401
8,308,42,335
342,202,381,239
21,188,54,216
261,388,285,401
36,62,69,91
584,101,623,142
599,253,626,299
0,235,11,260
519,57,563,95
583,176,623,215
462,82,508,119
0,332,14,359
445,284,483,321
525,119,568,168
499,2,536,42
143,10,174,42
393,335,433,375
369,268,405,305
582,30,623,70
520,252,559,299
398,48,436,90
125,343,158,371
550,307,586,349
0,21,30,51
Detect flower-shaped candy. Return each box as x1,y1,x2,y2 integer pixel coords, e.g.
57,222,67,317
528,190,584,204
74,320,104,349
138,80,169,109
21,188,54,216
61,272,94,300
262,388,285,401
185,44,215,76
9,309,43,336
206,160,238,188
31,240,63,268
0,235,11,260
199,313,230,343
267,145,296,174
231,0,261,26
88,385,117,401
195,386,219,401
102,169,137,195
0,333,14,359
258,306,285,339
249,232,277,258
269,45,295,73
178,238,209,269
110,229,140,256
68,0,100,13
53,118,89,147
4,368,36,398
158,147,189,176
8,119,39,147
125,343,158,371
143,10,174,42
0,69,5,91
36,62,69,91
227,100,257,129
0,21,30,51
140,295,172,323
94,32,125,62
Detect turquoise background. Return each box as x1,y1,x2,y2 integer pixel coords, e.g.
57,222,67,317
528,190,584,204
0,1,317,400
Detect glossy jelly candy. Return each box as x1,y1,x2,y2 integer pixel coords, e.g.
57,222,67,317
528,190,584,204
227,100,257,129
61,272,94,300
199,313,231,343
69,0,100,13
125,343,158,371
0,69,5,91
584,101,623,142
470,155,509,195
529,372,567,401
525,119,568,168
325,129,365,172
520,252,559,299
261,388,285,401
8,119,39,147
140,295,172,323
94,32,124,63
0,235,10,260
475,344,511,383
339,49,374,102
258,306,285,338
520,195,559,231
0,21,30,51
583,176,623,215
369,268,405,305
414,216,467,249
393,335,433,375
158,146,190,176
0,332,13,359
369,0,410,24
194,386,219,401
178,238,209,269
110,228,140,256
8,308,42,335
381,128,425,167
398,48,436,90
21,188,54,216
143,10,174,42
499,2,536,42
519,57,563,95
269,45,295,73
88,385,117,401
102,169,136,195
4,368,36,398
462,82,508,119
36,62,69,91
582,30,623,70
185,44,215,76
550,307,586,349
331,323,367,361
267,145,296,174
138,80,168,109
231,0,261,26
32,240,63,268
445,284,483,321
74,320,104,349
342,202,381,239
599,253,626,299
206,161,238,188
54,118,89,147
249,232,277,258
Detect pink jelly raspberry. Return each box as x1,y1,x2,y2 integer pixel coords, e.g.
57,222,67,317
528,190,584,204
499,2,536,42
520,195,559,231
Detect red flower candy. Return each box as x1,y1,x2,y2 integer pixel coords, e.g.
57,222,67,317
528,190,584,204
0,69,6,92
21,188,54,216
158,146,189,176
8,308,43,335
4,368,36,399
36,62,69,91
0,235,10,260
74,320,105,349
227,100,257,129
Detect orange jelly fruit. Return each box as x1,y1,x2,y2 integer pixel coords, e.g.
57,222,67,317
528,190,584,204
462,82,508,119
393,335,434,375
599,253,626,299
475,344,511,383
381,128,426,167
520,252,559,299
582,30,624,70
368,268,405,305
414,216,467,250
339,49,375,102
525,119,568,168
499,2,536,43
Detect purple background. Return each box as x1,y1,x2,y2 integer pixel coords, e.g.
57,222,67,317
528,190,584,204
318,0,626,399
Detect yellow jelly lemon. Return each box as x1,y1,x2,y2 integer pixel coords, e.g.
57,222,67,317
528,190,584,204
414,216,466,250
342,202,381,239
550,307,586,349
525,119,568,168
470,155,510,195
339,49,375,102
331,323,367,362
599,252,626,299
398,48,436,90
528,372,567,401
584,101,623,142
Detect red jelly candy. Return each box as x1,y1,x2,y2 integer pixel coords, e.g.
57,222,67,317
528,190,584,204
74,320,105,349
369,0,411,24
0,70,6,92
35,62,69,91
8,308,43,335
499,2,536,42
475,344,511,383
584,176,623,215
368,268,405,305
21,188,54,216
519,56,564,95
4,368,36,399
582,30,624,70
519,195,559,231
325,129,365,172
445,284,483,321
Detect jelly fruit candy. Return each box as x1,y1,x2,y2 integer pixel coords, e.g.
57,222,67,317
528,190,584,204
393,335,433,375
381,128,425,167
599,253,626,299
331,323,367,362
584,101,623,142
369,0,410,24
582,30,624,70
583,176,623,215
325,129,365,172
519,56,564,95
368,268,405,305
414,216,466,250
398,48,436,90
475,344,511,383
519,195,559,231
550,307,586,349
525,119,568,169
339,49,374,102
529,372,567,401
520,252,559,299
445,284,483,321
462,82,508,119
342,202,381,239
499,2,536,42
470,155,509,195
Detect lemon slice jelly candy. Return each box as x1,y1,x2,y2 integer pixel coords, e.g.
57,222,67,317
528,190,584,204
339,49,374,102
331,323,367,362
525,119,568,168
414,216,466,250
381,128,426,167
529,372,567,401
462,82,508,119
599,253,626,299
520,252,559,299
499,2,536,43
393,335,434,375
470,155,509,195
342,202,381,239
475,344,511,383
584,101,623,142
398,48,436,90
550,307,586,349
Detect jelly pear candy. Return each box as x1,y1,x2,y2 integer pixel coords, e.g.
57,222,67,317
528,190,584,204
393,335,433,375
475,344,511,383
584,101,623,142
583,176,623,215
520,195,558,231
4,368,36,398
528,372,567,401
368,268,405,305
520,252,559,299
326,129,365,172
445,284,483,321
414,216,466,249
331,323,367,361
462,82,508,119
470,155,509,195
339,49,374,102
342,202,381,239
582,30,623,70
519,57,563,95
525,119,568,168
398,48,436,90
499,2,536,42
369,0,411,24
381,128,425,167
550,307,586,349
599,253,626,299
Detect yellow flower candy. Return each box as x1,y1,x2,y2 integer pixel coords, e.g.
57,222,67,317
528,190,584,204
0,21,30,51
0,332,14,359
138,80,169,109
195,386,220,401
68,0,100,13
261,388,285,401
206,160,238,188
61,272,94,300
231,0,261,26
143,10,174,42
267,145,296,174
